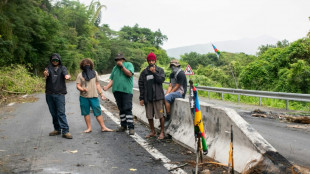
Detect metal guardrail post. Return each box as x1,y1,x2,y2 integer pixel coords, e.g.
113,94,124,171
286,100,289,110
237,95,240,103
208,91,210,99
221,93,223,100
259,97,262,106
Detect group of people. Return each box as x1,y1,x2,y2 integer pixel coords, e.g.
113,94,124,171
44,52,187,140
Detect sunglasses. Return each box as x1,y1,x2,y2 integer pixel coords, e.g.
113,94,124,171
52,59,59,62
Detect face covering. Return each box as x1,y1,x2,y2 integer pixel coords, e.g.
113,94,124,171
82,65,96,81
172,66,180,74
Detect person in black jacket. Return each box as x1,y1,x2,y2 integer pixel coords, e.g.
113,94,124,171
138,52,165,140
43,53,72,139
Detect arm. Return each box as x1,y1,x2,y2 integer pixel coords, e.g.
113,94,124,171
96,81,106,100
62,66,71,80
43,68,49,79
76,83,88,92
165,83,173,95
138,70,145,106
150,66,165,84
103,80,113,91
121,66,133,77
170,84,181,93
117,61,133,77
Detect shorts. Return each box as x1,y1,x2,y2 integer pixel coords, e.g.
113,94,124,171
165,92,182,104
145,100,164,119
79,96,102,116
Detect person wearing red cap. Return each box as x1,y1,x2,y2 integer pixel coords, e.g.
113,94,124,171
138,52,166,140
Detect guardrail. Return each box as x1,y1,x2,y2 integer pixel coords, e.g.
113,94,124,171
163,82,310,110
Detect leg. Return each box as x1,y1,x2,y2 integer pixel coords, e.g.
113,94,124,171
122,93,134,130
46,94,60,132
96,115,113,132
89,97,111,132
113,92,127,128
83,115,92,133
164,100,171,116
80,96,91,132
153,100,165,140
158,117,165,140
146,119,156,138
55,95,69,134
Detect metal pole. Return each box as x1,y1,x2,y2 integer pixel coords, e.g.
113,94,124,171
259,97,262,106
237,95,240,103
286,100,289,110
221,93,223,100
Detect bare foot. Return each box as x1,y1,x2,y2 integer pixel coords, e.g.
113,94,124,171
84,129,92,133
157,133,165,140
145,132,156,138
102,128,113,132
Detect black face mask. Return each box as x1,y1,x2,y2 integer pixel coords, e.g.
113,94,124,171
82,65,91,71
82,65,96,81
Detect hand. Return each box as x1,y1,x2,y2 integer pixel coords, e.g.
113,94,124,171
83,88,88,92
116,61,123,67
140,100,144,106
149,66,156,73
101,94,106,100
65,75,71,80
43,69,49,77
103,86,108,91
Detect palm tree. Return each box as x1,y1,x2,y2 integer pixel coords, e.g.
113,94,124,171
87,0,106,27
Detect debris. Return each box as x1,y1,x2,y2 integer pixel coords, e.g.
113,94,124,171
88,165,95,167
33,147,38,149
63,150,78,154
252,113,267,118
129,168,137,171
112,167,118,169
284,116,310,124
287,124,310,129
7,102,15,106
76,163,84,167
201,169,211,174
70,150,78,153
0,150,6,152
168,163,188,171
186,150,192,154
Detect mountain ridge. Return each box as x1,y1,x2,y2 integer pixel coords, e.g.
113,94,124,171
165,35,279,59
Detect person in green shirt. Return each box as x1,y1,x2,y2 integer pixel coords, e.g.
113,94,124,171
103,53,135,135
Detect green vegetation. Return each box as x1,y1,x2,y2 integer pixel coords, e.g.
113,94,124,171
0,65,44,101
179,37,310,111
0,0,169,75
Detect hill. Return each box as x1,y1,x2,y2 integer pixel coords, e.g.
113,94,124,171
165,35,278,59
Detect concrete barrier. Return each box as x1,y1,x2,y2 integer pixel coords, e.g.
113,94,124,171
99,75,295,173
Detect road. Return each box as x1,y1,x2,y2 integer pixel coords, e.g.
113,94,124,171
0,82,228,174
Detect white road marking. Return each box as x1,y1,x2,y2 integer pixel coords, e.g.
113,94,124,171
100,105,187,174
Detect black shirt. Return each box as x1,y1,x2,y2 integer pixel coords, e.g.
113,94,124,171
169,70,187,98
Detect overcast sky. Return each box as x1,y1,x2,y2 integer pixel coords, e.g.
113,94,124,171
80,0,310,49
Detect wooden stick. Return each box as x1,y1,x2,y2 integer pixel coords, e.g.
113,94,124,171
168,163,188,171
